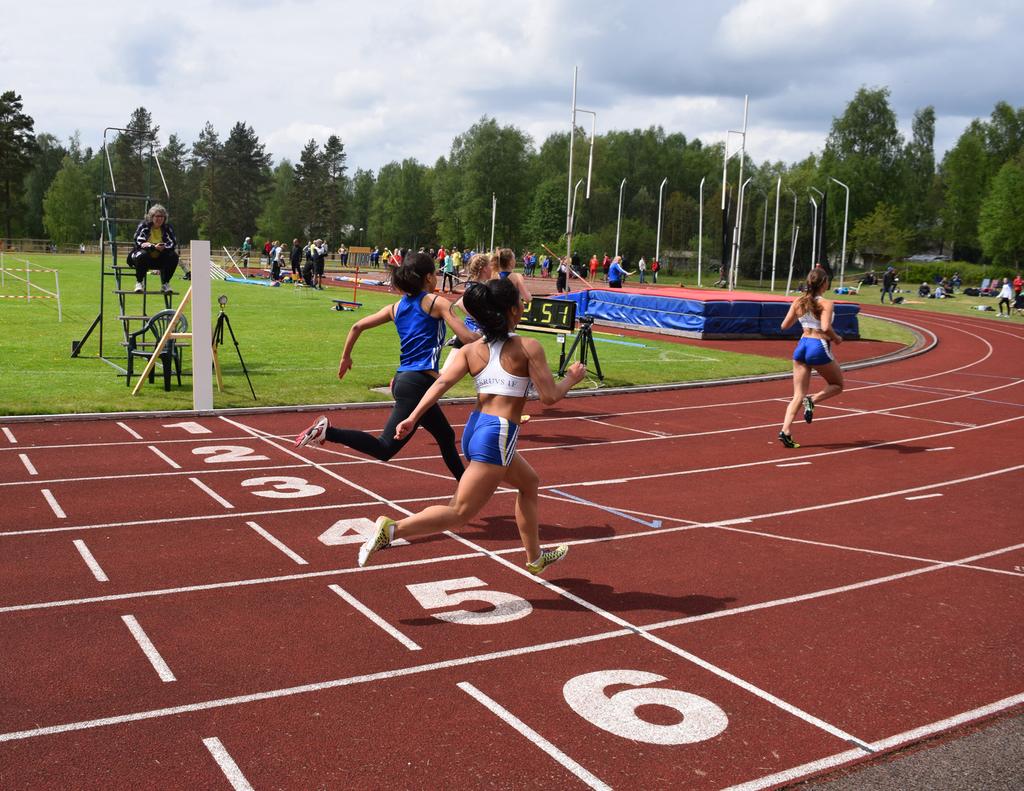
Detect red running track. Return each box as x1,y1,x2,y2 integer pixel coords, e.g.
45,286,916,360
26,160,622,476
0,307,1022,790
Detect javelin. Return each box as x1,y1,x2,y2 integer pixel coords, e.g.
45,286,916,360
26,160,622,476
540,243,591,287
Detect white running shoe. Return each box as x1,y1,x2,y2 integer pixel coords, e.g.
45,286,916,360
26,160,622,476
294,416,329,448
358,516,395,567
133,282,144,293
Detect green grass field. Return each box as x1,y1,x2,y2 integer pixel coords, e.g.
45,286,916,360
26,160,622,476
0,254,915,416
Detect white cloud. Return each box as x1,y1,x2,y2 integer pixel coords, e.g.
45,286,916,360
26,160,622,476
1,0,1021,173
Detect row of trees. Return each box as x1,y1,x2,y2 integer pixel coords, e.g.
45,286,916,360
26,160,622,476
2,88,1024,271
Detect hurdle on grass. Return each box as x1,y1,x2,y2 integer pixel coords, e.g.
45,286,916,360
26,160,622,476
0,252,63,321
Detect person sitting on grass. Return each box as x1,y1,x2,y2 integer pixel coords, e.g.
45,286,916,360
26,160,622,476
357,277,587,574
918,282,931,298
128,204,178,293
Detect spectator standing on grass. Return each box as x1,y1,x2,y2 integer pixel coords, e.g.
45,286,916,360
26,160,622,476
1013,272,1022,298
356,277,585,574
652,259,660,284
314,239,328,289
290,239,302,279
881,267,897,304
263,239,273,265
370,246,380,267
294,252,478,480
777,268,845,449
541,255,550,278
997,278,1013,316
608,255,633,289
241,236,252,266
589,254,599,282
128,204,178,293
637,256,647,284
339,243,349,266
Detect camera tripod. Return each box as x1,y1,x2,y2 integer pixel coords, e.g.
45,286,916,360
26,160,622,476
558,316,603,381
213,306,257,400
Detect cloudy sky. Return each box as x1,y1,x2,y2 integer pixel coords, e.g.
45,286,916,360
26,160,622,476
4,0,1021,172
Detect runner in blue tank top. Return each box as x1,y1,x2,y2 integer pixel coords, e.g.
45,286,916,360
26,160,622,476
295,252,477,479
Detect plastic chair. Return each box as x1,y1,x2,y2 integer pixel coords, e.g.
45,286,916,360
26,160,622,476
126,309,189,390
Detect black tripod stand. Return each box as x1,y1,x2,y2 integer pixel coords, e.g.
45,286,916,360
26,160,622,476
559,317,603,381
213,300,257,400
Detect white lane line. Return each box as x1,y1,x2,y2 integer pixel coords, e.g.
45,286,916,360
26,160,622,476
458,682,611,791
202,737,255,791
441,530,875,751
723,747,867,791
72,539,109,582
41,488,66,518
925,446,955,452
189,477,234,509
18,454,37,475
121,614,176,682
2,427,16,443
581,416,664,438
776,461,811,467
8,464,1024,616
327,584,421,651
727,691,1024,791
646,539,1024,633
0,632,625,744
147,445,181,469
906,493,943,501
246,521,307,565
116,422,143,440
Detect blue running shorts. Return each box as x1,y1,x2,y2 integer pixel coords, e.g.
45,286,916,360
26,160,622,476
793,336,834,366
461,411,520,467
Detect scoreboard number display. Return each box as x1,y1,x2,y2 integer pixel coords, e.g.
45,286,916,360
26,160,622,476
520,298,576,331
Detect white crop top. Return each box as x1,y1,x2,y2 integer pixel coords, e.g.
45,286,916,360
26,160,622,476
797,297,823,330
473,337,536,397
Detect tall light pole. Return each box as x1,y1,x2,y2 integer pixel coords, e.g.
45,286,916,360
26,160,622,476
565,67,597,259
615,178,626,258
809,196,818,269
830,177,850,286
786,225,800,295
567,178,584,260
698,176,705,286
770,176,781,291
733,176,751,289
489,192,497,251
726,95,750,291
655,177,668,265
759,194,768,287
809,186,824,268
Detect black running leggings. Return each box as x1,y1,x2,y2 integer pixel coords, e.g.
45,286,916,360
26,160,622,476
324,369,465,480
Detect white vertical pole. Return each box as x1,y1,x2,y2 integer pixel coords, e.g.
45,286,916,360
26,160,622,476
733,176,751,290
729,95,749,290
655,177,668,264
489,193,496,251
566,66,578,238
809,197,818,269
759,195,768,287
786,226,800,295
831,177,850,286
615,178,626,258
585,111,596,199
770,177,781,291
698,176,705,286
190,240,213,412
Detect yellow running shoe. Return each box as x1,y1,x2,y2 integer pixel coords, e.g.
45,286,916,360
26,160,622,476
526,544,568,575
358,516,395,567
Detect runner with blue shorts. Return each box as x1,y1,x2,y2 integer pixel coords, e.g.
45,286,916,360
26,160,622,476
778,268,845,448
358,277,587,575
